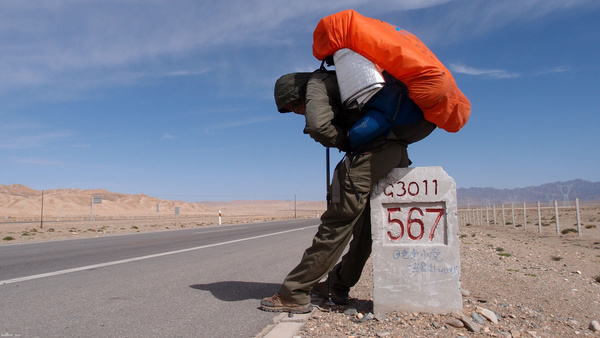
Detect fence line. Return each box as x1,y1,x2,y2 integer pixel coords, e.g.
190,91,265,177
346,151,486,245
457,198,599,237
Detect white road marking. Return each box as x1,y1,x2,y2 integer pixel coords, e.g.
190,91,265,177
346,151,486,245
0,225,317,285
193,226,248,235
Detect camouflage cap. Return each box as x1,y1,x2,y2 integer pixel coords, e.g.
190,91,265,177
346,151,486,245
274,72,312,113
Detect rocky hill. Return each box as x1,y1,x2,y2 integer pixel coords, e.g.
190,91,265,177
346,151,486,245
0,184,214,219
457,179,600,206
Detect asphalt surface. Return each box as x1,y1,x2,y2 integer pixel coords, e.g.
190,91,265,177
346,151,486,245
0,219,319,337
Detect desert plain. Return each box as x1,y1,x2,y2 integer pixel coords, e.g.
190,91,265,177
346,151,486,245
0,184,326,243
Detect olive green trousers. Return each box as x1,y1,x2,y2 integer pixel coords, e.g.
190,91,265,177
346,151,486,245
279,142,409,304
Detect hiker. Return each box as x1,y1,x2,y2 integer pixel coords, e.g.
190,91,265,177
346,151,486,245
260,69,435,313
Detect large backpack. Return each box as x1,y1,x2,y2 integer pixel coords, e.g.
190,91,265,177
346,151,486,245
313,10,471,133
311,62,434,152
346,71,436,151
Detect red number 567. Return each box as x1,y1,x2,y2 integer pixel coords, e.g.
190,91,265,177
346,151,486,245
386,207,444,241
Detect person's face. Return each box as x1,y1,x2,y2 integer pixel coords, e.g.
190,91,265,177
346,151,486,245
284,99,306,115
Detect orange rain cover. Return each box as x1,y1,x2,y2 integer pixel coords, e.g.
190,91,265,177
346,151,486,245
313,10,470,132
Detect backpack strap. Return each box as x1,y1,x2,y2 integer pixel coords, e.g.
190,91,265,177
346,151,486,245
320,55,335,70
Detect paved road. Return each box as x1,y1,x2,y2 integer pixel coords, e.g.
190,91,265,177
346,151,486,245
0,219,319,337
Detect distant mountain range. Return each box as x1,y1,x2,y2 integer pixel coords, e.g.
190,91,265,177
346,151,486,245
1,180,598,212
457,179,600,206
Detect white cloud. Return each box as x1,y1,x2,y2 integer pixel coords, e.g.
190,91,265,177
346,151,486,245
450,63,574,79
160,69,211,78
402,0,599,45
11,157,64,166
203,115,276,135
0,129,74,149
0,0,596,97
0,1,454,94
535,66,570,76
450,63,520,79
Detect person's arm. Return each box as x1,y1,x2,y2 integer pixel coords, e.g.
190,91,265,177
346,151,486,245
303,72,347,149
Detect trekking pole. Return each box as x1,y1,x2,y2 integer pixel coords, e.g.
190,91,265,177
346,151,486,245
326,147,331,207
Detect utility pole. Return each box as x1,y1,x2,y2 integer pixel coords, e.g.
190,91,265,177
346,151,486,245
40,190,44,229
326,148,331,206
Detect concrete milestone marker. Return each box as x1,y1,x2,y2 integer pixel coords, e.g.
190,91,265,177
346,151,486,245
371,166,462,314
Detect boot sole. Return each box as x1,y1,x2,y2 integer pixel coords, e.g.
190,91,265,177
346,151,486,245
260,304,313,314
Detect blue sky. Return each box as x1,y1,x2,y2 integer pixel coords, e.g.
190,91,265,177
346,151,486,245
1,1,599,202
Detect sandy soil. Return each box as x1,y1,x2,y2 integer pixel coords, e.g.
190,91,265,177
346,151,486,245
0,204,326,244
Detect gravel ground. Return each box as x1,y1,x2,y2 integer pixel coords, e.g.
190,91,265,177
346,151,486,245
295,224,600,337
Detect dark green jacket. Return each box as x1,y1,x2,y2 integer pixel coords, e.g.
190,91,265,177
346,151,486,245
305,71,362,149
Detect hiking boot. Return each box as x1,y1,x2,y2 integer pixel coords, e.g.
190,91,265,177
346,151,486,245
260,293,312,314
311,281,349,305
